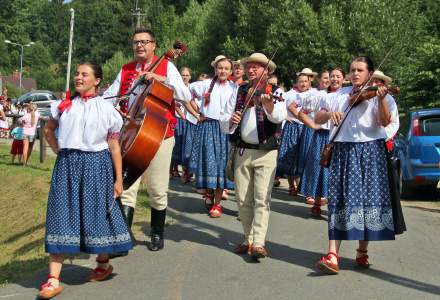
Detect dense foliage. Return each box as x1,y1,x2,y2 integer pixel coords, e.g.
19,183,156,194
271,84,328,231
0,0,439,113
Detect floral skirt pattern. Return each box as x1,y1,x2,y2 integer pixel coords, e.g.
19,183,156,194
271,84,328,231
183,122,197,167
296,126,314,176
45,149,133,254
277,121,304,176
172,117,186,165
189,120,234,189
299,129,329,198
328,140,395,241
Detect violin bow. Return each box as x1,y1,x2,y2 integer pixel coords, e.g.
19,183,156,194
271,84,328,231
240,48,278,115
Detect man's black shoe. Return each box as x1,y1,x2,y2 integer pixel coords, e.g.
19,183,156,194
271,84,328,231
147,234,164,251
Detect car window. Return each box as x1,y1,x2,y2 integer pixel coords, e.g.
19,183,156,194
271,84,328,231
48,94,57,100
421,116,440,136
34,94,49,102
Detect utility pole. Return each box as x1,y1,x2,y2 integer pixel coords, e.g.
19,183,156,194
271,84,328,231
66,8,75,94
132,0,147,28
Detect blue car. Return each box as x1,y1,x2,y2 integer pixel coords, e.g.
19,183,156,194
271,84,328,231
393,108,440,197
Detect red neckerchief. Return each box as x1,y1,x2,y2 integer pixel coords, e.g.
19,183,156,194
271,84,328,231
58,91,96,114
81,93,97,102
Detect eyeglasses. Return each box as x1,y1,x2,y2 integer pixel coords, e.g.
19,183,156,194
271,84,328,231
132,39,155,46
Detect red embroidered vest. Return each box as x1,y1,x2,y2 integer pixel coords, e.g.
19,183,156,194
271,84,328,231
119,56,176,138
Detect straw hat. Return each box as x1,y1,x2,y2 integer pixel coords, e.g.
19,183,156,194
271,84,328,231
210,55,227,67
296,68,318,76
240,53,276,74
372,70,392,84
232,60,242,66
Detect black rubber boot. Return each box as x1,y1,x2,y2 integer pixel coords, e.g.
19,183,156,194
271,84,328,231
122,205,134,228
147,208,166,251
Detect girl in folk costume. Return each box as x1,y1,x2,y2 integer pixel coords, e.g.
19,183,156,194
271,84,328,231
171,67,192,178
232,60,246,86
39,63,132,299
299,68,345,216
315,57,398,274
294,69,320,190
277,69,316,196
180,67,198,183
317,69,331,91
189,55,236,218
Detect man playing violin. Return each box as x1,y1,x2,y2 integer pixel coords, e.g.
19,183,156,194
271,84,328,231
104,27,196,253
220,53,287,260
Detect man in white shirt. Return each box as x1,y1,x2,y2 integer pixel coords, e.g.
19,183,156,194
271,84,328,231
220,53,287,260
104,28,195,253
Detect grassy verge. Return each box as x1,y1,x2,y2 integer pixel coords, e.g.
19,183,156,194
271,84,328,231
0,143,150,287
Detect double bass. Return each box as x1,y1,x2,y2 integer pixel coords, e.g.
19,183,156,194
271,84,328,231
119,41,188,188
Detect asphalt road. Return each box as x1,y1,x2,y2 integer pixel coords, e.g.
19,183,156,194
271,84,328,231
1,179,440,300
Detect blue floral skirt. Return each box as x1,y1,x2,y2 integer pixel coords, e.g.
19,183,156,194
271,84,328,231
328,140,395,241
296,126,314,176
299,129,329,198
277,121,304,176
172,117,186,165
189,120,234,189
183,122,197,167
45,149,133,254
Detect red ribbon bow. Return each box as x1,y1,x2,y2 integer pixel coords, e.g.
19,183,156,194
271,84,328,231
57,90,72,114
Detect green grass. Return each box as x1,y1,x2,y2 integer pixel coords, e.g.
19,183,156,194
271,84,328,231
0,143,150,287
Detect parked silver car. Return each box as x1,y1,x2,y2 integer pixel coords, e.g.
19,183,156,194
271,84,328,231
17,90,58,117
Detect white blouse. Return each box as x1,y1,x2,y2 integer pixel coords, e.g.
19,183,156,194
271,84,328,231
283,89,305,125
189,79,238,120
321,86,399,142
51,96,123,151
220,87,287,144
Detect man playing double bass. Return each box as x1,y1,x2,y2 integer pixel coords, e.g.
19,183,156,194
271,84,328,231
104,27,195,253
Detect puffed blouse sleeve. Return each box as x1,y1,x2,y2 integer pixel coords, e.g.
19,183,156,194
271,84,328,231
50,100,62,120
189,79,210,100
107,105,123,140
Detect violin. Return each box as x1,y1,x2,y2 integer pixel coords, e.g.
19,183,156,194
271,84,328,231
249,85,285,105
349,85,400,107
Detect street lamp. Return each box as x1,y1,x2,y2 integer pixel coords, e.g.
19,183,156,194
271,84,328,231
4,40,35,91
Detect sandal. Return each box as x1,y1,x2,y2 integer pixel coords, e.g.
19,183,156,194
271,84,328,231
305,196,315,205
38,275,64,299
89,265,113,282
209,204,222,218
181,173,190,184
90,258,113,282
273,177,281,187
316,252,340,275
203,192,214,211
221,189,229,200
355,249,371,268
289,185,298,196
311,205,321,217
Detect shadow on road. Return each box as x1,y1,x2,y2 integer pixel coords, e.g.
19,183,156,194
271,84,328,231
166,185,440,297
